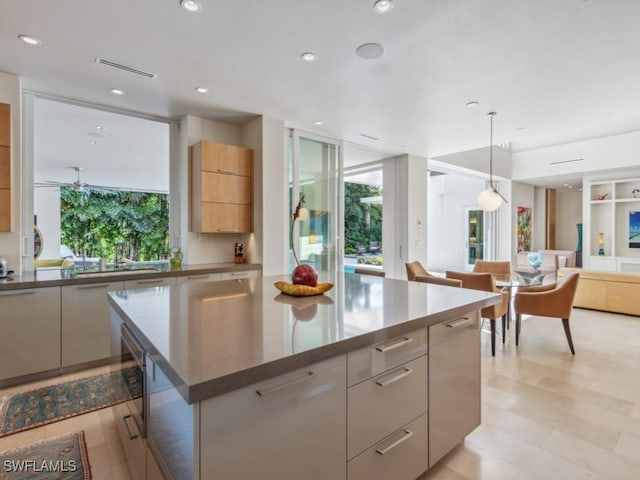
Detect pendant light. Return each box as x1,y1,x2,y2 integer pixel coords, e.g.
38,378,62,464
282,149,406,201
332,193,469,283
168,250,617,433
477,111,508,211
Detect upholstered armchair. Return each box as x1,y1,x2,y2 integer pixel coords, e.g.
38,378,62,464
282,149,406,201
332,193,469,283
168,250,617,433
405,261,429,281
414,275,462,288
472,260,511,278
353,267,385,277
513,271,580,354
445,271,509,356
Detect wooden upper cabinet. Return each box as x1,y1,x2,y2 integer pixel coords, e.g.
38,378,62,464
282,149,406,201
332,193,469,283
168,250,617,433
0,103,10,232
191,140,253,233
0,103,10,147
199,141,251,177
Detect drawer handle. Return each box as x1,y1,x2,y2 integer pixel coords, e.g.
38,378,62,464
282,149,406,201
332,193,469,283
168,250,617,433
375,429,414,455
135,280,163,285
217,169,237,174
375,367,412,387
187,275,209,280
77,283,111,290
0,290,36,296
256,371,314,397
375,337,413,353
122,415,140,440
446,317,473,328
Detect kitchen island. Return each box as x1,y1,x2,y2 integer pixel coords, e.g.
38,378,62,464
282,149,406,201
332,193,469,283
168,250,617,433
108,273,499,480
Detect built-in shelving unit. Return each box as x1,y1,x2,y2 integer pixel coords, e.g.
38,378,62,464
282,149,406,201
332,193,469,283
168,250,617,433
585,177,640,272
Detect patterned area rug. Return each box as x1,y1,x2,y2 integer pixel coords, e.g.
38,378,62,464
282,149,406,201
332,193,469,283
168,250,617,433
0,368,140,438
0,431,91,479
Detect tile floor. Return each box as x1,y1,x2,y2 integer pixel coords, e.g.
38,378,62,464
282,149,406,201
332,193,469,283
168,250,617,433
1,307,639,479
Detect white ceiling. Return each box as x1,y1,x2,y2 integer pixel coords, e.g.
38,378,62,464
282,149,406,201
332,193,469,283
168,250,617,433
2,0,640,166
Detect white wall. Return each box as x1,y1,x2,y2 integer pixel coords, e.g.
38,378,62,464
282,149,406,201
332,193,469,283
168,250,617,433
431,146,511,180
34,188,61,259
179,115,250,265
533,187,546,251
512,130,640,180
556,189,582,252
0,72,21,272
242,116,287,275
427,173,485,272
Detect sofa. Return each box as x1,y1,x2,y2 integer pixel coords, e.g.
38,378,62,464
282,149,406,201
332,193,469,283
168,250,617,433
559,268,640,316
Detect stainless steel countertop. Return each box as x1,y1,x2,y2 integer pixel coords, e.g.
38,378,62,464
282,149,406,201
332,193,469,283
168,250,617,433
108,273,500,404
0,262,261,291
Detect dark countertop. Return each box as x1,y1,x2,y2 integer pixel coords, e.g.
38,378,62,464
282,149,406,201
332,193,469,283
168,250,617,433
108,272,500,404
0,262,262,291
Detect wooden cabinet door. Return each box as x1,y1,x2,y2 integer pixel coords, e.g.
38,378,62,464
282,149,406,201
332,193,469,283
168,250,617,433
199,141,252,177
0,287,61,380
0,189,9,232
0,103,10,147
201,171,251,204
0,146,9,189
201,203,251,233
61,281,124,367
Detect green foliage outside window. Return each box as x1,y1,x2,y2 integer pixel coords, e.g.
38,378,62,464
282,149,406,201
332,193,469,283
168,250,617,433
60,187,169,262
344,182,382,254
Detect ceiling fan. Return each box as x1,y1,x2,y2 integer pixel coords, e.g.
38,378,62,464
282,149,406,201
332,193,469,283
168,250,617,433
35,167,117,193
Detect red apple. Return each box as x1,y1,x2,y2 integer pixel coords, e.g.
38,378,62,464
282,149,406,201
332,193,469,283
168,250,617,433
292,264,318,287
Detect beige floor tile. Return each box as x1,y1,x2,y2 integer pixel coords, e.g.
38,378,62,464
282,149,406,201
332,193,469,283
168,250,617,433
613,433,640,464
542,429,640,480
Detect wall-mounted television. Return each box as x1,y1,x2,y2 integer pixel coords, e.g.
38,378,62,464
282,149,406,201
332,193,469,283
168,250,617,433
629,211,640,248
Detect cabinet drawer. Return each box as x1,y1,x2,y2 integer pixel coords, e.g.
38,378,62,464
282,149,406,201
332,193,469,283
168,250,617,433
347,327,428,386
201,171,251,205
348,355,427,459
200,203,251,233
124,277,176,289
220,270,259,281
348,413,428,480
176,273,222,284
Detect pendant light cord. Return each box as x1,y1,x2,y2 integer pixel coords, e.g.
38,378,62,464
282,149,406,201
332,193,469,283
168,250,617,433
488,111,496,189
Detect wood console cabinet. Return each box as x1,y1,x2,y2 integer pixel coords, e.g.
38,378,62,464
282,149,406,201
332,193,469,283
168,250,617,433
191,140,253,233
0,102,11,232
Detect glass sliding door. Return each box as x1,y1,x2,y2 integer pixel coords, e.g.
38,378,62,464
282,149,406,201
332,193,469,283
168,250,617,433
289,131,341,273
465,208,484,270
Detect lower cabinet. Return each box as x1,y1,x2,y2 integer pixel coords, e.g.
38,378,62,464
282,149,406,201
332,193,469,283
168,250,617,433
428,312,481,467
199,355,347,480
124,277,177,289
176,273,222,284
61,281,124,367
0,287,61,381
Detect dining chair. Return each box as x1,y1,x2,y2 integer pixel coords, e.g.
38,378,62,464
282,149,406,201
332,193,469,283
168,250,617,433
353,267,385,277
414,275,462,288
445,270,509,356
405,261,429,281
473,260,511,278
513,271,580,354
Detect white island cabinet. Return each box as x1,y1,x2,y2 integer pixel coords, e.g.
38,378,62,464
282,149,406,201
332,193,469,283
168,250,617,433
108,273,499,480
0,287,61,380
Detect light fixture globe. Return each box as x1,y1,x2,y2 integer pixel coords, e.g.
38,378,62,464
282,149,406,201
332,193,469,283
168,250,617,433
477,188,503,211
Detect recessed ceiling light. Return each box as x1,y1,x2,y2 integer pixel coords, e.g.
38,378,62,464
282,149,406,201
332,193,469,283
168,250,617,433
373,0,394,13
403,145,409,150
180,0,202,12
356,43,384,59
516,126,526,130
109,88,124,95
89,140,98,145
95,125,105,130
301,52,316,62
195,87,210,94
18,35,41,46
465,101,479,108
564,183,569,186
313,121,323,126
568,185,574,189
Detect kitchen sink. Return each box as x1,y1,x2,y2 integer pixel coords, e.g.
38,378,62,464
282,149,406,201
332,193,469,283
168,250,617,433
75,268,161,277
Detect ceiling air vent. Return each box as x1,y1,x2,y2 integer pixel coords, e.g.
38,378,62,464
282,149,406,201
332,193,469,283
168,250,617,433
549,158,583,165
95,57,158,79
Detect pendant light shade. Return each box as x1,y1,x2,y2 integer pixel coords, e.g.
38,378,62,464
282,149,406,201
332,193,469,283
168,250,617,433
477,111,508,211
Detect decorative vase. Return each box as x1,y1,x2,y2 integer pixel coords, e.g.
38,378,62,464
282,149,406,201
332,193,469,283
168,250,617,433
576,223,583,253
527,252,543,270
598,233,605,256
